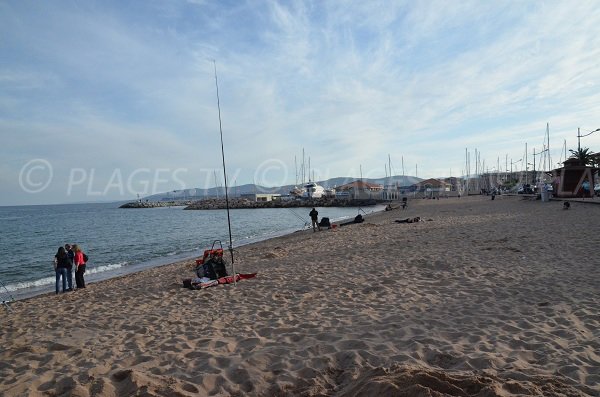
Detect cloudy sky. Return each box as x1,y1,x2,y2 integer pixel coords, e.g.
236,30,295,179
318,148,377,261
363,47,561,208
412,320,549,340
2,0,600,205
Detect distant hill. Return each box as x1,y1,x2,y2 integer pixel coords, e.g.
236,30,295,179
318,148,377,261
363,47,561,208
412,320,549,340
142,175,422,201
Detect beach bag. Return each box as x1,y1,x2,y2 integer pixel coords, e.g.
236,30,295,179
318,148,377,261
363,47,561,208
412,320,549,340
319,217,331,228
202,261,217,280
212,257,228,278
354,214,364,223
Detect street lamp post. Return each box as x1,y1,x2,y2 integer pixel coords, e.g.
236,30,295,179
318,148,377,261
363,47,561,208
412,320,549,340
577,127,600,152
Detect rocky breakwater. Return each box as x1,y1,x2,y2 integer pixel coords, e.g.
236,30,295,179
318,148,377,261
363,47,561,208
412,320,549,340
119,201,192,208
183,197,378,210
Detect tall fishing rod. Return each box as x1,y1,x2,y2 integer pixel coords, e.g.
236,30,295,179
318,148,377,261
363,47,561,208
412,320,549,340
288,208,310,228
212,60,236,285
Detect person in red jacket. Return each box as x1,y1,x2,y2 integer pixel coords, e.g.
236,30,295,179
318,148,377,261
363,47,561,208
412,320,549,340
72,244,87,289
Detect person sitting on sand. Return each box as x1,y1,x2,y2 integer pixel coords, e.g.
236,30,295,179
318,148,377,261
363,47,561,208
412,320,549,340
309,208,320,232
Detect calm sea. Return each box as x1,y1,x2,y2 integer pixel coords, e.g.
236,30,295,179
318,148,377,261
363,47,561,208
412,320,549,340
0,202,381,300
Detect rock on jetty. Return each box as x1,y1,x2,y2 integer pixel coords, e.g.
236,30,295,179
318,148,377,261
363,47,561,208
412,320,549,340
183,198,378,210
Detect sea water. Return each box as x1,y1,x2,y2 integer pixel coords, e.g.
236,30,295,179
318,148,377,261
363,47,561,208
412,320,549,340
0,202,382,300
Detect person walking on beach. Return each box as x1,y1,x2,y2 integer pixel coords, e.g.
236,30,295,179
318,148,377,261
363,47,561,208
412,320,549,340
64,244,74,291
309,207,320,232
53,246,70,294
72,244,87,289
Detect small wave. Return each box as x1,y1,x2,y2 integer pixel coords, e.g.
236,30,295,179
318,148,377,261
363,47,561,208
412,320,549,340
86,262,127,275
3,262,128,292
4,275,56,292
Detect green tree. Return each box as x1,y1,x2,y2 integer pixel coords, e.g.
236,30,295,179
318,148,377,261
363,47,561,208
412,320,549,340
568,147,595,166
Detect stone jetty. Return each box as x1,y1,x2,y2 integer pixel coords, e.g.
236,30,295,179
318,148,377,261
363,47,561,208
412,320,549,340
120,198,379,210
119,201,192,208
183,197,378,210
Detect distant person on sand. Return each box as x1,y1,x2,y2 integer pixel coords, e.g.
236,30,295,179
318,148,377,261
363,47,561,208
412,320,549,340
53,246,70,294
72,244,87,289
395,217,422,224
309,208,321,232
64,244,74,291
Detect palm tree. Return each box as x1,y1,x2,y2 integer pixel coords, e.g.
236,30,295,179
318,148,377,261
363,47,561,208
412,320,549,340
568,147,595,166
591,153,600,169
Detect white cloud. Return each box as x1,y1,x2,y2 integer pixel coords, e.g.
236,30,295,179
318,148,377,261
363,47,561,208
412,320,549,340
2,0,600,204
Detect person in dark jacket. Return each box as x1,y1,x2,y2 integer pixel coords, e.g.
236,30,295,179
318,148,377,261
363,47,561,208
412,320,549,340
309,208,320,232
54,246,70,294
64,243,74,291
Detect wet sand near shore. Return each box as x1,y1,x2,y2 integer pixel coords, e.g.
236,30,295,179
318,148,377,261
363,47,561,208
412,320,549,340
1,195,598,396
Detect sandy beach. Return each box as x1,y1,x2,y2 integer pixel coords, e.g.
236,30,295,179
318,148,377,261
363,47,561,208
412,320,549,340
1,195,598,396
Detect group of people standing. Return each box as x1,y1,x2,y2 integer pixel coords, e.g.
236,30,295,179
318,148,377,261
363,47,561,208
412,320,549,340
53,244,87,294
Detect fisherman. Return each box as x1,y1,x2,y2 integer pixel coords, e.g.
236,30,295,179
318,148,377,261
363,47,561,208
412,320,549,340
309,207,320,232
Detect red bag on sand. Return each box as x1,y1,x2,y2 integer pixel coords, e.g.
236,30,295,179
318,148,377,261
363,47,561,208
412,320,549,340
195,248,224,265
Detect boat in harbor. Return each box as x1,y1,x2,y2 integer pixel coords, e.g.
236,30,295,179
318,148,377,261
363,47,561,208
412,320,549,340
290,186,306,198
302,182,325,199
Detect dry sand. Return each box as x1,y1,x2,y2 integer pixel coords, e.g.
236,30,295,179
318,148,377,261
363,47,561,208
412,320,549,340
0,195,598,396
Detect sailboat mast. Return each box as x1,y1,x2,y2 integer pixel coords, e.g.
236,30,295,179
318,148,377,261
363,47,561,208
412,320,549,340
212,61,235,282
496,157,499,188
505,154,508,183
466,149,470,194
547,122,551,173
302,148,305,184
401,156,405,180
388,154,392,180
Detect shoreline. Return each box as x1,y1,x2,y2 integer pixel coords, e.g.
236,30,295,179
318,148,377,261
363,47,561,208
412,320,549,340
7,205,385,302
2,195,598,396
